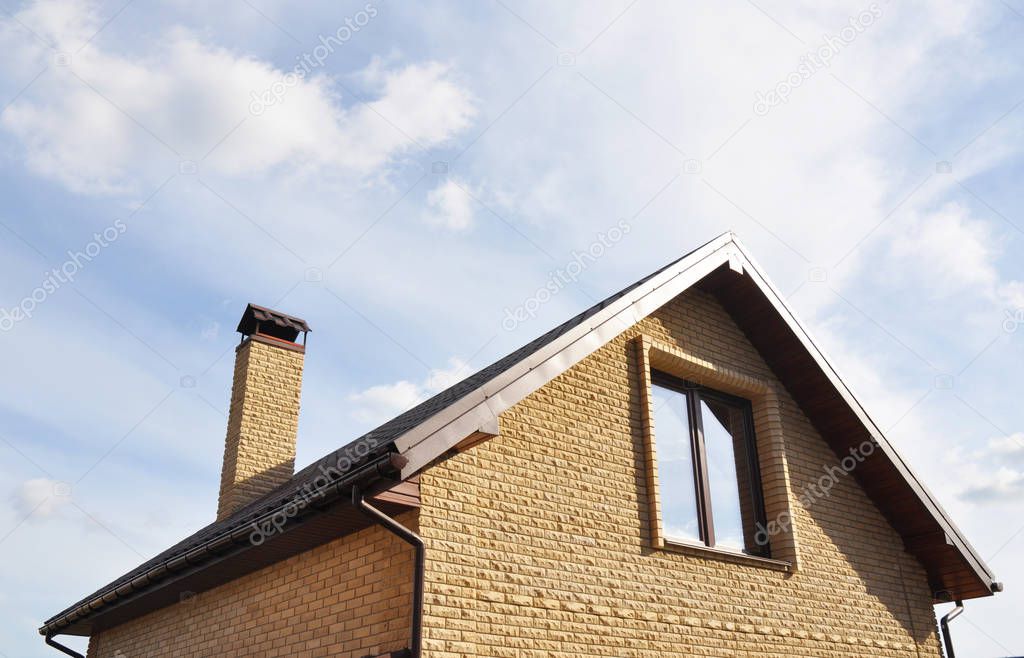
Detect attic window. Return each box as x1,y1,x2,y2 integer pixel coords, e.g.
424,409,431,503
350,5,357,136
650,371,769,557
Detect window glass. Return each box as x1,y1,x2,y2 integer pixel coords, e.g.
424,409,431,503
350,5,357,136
700,397,752,551
649,371,768,557
651,384,700,542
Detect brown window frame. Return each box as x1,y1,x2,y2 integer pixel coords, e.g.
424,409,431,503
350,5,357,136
651,370,770,557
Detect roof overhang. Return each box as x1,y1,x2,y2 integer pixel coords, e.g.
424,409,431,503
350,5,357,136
52,496,413,637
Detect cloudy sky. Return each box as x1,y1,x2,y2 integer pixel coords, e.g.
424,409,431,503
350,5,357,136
0,0,1022,655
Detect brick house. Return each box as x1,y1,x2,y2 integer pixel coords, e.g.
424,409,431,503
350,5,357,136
41,233,1001,657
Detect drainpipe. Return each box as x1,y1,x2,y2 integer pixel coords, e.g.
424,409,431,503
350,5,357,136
45,635,85,658
940,599,964,658
352,485,423,658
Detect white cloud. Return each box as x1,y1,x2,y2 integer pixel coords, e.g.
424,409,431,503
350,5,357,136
424,364,465,391
11,478,72,518
887,202,1024,310
200,320,221,342
422,178,475,230
890,203,996,293
957,434,1024,503
985,433,1024,463
0,0,476,195
348,357,469,424
364,58,477,147
5,0,95,47
348,380,422,423
960,466,1024,504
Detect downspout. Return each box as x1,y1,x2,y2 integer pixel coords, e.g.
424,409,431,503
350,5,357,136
45,635,85,658
353,485,424,658
940,600,964,658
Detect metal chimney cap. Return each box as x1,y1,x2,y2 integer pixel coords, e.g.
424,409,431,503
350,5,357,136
236,303,310,343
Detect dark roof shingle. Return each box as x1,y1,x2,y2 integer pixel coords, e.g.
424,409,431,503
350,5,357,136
43,238,713,632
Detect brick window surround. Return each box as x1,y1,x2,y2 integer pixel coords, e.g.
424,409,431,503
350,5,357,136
635,334,801,570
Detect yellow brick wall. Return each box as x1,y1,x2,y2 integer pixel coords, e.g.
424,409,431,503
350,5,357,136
218,337,305,520
418,289,943,657
84,287,943,657
86,511,416,658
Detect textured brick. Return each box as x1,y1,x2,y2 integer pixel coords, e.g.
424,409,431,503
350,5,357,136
419,289,942,656
218,337,304,520
87,288,943,657
86,513,416,658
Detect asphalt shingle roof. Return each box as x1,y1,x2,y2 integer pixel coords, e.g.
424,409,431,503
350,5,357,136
45,239,711,630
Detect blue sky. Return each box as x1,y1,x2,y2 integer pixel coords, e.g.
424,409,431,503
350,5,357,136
1,0,1022,655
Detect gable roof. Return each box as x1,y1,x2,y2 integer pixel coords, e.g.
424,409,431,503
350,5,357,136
42,233,999,639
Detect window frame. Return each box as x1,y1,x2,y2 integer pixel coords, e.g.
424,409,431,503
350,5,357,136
651,369,770,557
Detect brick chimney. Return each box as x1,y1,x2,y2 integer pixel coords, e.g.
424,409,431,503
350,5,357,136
216,304,310,520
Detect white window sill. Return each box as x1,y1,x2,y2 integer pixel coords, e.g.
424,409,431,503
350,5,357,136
661,538,792,572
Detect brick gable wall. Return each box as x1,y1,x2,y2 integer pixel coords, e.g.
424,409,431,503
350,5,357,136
417,288,942,656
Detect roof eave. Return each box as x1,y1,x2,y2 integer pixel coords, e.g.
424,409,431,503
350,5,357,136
730,238,998,595
40,451,406,637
